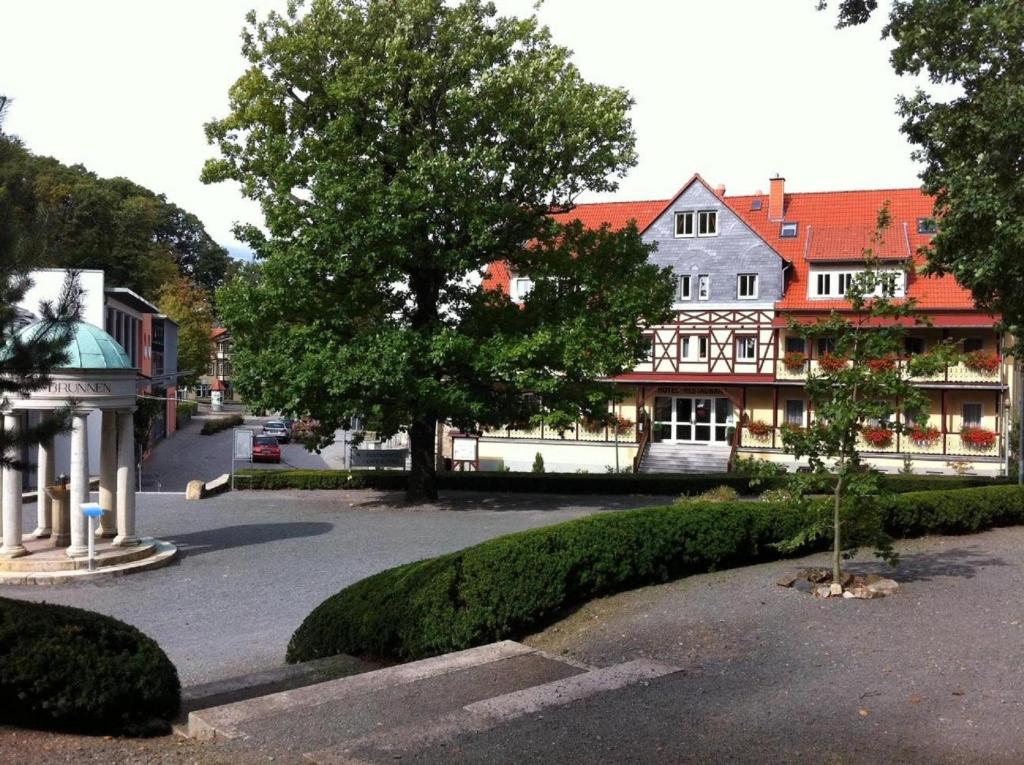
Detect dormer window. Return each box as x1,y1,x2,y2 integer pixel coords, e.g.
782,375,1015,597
780,222,798,238
674,211,695,238
697,210,718,237
512,277,534,301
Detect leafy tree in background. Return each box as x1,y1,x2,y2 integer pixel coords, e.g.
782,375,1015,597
157,275,215,386
0,95,82,468
204,0,673,500
819,0,1024,479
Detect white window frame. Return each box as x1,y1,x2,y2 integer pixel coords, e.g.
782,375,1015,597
837,273,853,295
962,402,983,428
736,336,757,361
512,277,534,301
680,334,709,362
674,211,695,238
697,274,710,301
815,273,831,297
785,399,806,427
780,222,798,238
737,273,758,299
677,274,691,301
697,210,718,237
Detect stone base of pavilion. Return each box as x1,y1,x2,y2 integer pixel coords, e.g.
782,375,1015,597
0,536,177,585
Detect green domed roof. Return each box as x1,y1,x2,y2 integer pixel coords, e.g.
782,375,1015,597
13,321,133,370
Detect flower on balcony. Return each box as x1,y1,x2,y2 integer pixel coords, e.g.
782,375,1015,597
960,426,996,449
783,351,807,372
746,419,772,439
861,426,894,448
963,350,1000,374
582,414,634,435
818,352,848,373
908,424,941,444
866,356,897,373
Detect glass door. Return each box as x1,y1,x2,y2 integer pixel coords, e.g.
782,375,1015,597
653,396,672,442
693,398,712,441
675,398,692,441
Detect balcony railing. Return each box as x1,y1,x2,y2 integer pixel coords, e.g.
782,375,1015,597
776,358,1002,384
481,422,638,444
739,427,1000,458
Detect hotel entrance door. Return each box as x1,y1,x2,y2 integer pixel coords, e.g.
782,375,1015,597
653,396,733,444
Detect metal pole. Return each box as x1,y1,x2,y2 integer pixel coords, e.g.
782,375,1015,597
87,516,95,571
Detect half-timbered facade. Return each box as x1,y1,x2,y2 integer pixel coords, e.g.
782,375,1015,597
477,173,1013,477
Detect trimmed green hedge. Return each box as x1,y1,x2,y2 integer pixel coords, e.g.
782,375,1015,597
0,597,180,735
200,414,245,435
288,485,1024,664
239,467,1009,496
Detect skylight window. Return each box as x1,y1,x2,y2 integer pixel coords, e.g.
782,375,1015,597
751,199,763,211
780,222,798,238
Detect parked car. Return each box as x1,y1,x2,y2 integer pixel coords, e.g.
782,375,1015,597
252,435,282,463
263,420,291,443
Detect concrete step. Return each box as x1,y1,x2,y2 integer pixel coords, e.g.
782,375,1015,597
305,658,682,764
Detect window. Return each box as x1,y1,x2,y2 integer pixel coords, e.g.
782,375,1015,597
751,199,763,211
917,217,938,235
674,211,694,237
780,222,798,238
737,273,758,299
513,277,533,301
816,273,831,296
785,399,805,427
677,274,691,301
643,335,654,363
904,336,925,356
963,337,984,353
697,210,718,237
837,273,854,295
817,337,835,356
962,403,983,428
785,336,806,354
736,336,757,361
697,275,710,300
680,335,709,361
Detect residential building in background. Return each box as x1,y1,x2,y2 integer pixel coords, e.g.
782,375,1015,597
195,326,234,401
482,175,1012,476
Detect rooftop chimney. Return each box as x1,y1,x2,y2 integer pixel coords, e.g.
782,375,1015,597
768,174,785,221
714,183,726,198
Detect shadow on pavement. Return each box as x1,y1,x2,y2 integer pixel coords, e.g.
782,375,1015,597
849,545,1009,582
346,491,668,513
167,522,334,558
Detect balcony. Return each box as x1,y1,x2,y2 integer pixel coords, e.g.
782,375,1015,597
739,427,1000,458
481,422,638,444
776,357,1002,385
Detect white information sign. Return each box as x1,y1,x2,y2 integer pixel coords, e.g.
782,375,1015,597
452,436,478,462
233,429,254,461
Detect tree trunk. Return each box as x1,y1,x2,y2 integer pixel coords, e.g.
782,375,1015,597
1018,356,1023,485
832,457,844,584
406,417,439,502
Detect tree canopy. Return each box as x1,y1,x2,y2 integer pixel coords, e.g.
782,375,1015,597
205,0,674,499
157,275,215,386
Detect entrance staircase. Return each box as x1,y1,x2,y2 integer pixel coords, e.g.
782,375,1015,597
183,641,680,763
638,442,731,474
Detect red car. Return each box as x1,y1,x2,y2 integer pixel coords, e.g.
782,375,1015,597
252,435,282,463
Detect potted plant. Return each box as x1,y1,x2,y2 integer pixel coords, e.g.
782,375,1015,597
783,351,807,372
817,352,847,373
860,425,894,449
960,426,996,449
746,419,772,439
963,350,1000,374
908,424,941,444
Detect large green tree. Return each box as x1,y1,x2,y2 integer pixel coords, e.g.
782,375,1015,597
204,0,674,500
819,0,1024,477
157,275,215,386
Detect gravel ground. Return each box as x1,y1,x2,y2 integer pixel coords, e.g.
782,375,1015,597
5,488,664,686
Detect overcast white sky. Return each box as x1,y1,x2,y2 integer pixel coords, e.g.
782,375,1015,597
0,1,920,260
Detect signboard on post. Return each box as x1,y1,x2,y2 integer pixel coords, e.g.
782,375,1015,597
451,434,479,471
350,449,407,469
231,428,254,490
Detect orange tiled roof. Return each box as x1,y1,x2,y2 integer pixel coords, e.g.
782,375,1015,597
804,222,911,262
211,326,229,339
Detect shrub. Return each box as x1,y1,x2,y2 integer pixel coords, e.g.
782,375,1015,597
177,400,198,417
532,452,545,473
287,499,818,663
680,485,740,503
288,485,1024,664
200,414,245,435
0,598,180,735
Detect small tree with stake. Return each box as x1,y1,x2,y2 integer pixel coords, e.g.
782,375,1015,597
779,205,954,584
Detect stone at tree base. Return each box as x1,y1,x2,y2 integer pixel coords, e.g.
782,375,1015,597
866,578,899,596
793,578,814,594
842,590,855,599
830,583,843,596
815,585,832,599
776,573,799,587
185,480,205,501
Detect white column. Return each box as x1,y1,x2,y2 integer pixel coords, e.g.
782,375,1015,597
1,413,26,558
32,428,54,538
67,410,90,557
113,410,138,547
98,409,117,538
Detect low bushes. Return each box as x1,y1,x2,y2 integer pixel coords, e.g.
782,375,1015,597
287,499,818,663
0,598,180,735
289,484,1024,664
239,467,1009,496
200,414,245,435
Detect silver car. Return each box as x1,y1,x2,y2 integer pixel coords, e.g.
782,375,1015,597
262,420,291,443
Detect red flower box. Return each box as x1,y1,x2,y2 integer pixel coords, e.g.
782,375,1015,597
867,357,896,373
746,420,772,438
861,426,894,448
783,351,807,372
909,425,941,444
960,426,996,449
963,351,1000,374
818,353,847,373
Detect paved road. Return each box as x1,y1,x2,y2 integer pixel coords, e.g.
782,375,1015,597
4,489,665,686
